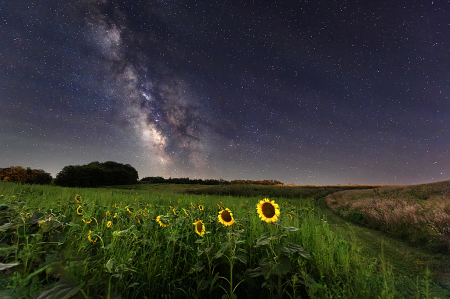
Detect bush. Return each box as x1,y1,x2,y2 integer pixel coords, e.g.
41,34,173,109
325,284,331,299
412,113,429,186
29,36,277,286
54,161,139,187
0,166,52,185
345,210,365,225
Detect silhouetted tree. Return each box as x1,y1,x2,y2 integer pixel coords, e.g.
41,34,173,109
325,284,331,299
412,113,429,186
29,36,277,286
0,166,52,185
54,161,139,187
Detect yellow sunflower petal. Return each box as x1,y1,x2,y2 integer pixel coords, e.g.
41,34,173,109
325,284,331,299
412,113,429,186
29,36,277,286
218,208,234,226
156,215,169,227
256,198,280,223
193,219,206,237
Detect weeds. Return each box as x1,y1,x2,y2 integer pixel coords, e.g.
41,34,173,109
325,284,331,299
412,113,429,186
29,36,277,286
0,181,446,298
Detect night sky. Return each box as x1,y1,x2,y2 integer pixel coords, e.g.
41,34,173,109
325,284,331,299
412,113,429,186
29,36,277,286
1,1,449,185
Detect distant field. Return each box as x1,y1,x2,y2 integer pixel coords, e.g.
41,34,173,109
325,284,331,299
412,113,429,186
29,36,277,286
0,181,449,298
325,180,450,253
182,184,382,200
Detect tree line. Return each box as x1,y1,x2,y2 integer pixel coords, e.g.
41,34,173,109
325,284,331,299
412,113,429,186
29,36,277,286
140,177,283,186
54,161,139,187
1,161,284,187
0,166,52,185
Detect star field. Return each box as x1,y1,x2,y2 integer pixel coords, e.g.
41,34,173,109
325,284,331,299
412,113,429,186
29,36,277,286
1,0,449,185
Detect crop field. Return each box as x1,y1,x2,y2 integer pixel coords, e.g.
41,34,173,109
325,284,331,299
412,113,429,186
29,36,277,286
326,180,450,253
0,181,448,298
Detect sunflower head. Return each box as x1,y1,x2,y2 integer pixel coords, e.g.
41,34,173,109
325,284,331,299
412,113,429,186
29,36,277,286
87,230,97,243
193,219,206,237
75,194,81,202
107,221,112,228
199,205,204,211
218,208,234,226
257,198,280,223
156,215,169,227
76,205,83,215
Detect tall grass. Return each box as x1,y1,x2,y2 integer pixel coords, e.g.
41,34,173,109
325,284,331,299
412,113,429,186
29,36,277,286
0,181,442,298
326,181,450,253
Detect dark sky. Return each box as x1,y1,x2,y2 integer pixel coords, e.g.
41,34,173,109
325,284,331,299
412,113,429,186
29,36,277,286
1,0,449,185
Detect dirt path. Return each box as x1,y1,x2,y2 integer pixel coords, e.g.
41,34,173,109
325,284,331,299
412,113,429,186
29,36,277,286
316,196,450,296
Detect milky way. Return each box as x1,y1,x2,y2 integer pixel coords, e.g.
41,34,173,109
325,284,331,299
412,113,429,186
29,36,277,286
1,0,449,185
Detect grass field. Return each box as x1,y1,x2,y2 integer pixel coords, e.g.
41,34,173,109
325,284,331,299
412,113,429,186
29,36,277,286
0,181,449,298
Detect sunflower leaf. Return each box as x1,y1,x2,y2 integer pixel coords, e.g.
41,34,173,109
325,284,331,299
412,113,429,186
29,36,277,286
233,250,247,264
255,232,271,247
204,244,214,253
248,258,272,278
198,278,209,291
273,255,291,276
281,226,300,232
190,261,204,273
281,242,311,259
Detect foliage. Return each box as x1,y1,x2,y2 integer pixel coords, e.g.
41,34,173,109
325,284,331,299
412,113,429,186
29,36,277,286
0,181,447,298
140,176,226,185
185,184,378,200
140,177,285,186
0,166,52,185
326,180,450,253
54,161,139,188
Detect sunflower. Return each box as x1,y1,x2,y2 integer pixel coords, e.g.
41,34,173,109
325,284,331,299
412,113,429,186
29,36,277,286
76,205,83,215
156,215,169,227
75,194,81,202
256,198,280,223
218,208,234,226
199,205,204,211
134,215,141,223
82,218,92,224
87,230,97,243
193,219,205,237
107,221,112,228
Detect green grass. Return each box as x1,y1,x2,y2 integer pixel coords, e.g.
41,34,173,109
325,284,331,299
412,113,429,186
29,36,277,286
0,181,448,298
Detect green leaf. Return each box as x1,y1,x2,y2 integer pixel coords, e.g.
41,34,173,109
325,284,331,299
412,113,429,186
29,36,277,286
255,232,271,247
0,246,17,257
248,258,272,278
190,261,204,273
60,281,86,299
280,242,311,259
45,262,64,278
24,262,62,284
37,284,67,299
106,259,115,273
197,278,209,291
204,244,214,253
273,255,291,276
0,262,20,271
233,250,247,264
281,226,300,232
0,223,20,232
127,282,139,289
